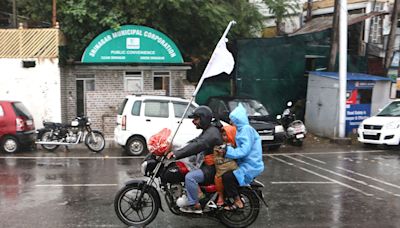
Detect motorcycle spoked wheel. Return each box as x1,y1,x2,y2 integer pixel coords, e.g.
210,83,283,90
85,130,105,152
219,188,261,228
40,131,60,152
114,185,160,226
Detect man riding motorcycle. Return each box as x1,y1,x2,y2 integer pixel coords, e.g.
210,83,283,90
167,106,223,214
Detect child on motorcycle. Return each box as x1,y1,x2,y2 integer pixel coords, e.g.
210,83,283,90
214,125,238,206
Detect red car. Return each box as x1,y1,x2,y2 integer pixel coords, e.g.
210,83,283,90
0,101,36,153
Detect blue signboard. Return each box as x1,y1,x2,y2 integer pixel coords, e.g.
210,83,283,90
345,104,371,135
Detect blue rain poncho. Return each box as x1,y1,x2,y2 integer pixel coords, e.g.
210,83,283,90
225,104,264,186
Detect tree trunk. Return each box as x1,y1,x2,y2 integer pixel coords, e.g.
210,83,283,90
328,0,340,71
384,0,400,75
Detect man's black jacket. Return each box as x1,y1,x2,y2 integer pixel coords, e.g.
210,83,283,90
174,125,223,184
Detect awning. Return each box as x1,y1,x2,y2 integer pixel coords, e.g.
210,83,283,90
292,11,389,36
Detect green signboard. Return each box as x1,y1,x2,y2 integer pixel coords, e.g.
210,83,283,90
81,25,183,63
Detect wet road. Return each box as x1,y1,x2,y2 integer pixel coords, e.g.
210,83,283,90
1,145,400,227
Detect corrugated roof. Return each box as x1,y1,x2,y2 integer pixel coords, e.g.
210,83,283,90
309,71,394,81
0,28,62,58
292,11,388,36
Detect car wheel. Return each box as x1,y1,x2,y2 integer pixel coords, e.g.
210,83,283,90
125,137,147,156
1,136,20,153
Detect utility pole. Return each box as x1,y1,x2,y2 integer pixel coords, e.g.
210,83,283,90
384,0,400,75
306,0,313,22
328,0,340,71
12,0,17,28
52,0,57,27
339,0,348,138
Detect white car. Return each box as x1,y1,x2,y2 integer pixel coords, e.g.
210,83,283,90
114,95,201,156
358,100,400,146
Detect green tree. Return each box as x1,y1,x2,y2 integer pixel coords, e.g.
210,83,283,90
12,0,263,69
262,0,299,36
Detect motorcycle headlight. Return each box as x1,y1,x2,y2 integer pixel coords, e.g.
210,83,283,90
275,125,284,133
383,121,400,129
141,161,148,175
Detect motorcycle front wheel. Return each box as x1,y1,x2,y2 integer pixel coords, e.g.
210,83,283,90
85,130,105,152
40,131,60,152
219,188,261,228
114,185,160,226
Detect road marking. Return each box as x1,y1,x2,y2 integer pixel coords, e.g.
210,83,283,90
336,166,400,190
269,155,373,196
271,181,335,184
0,149,387,160
0,156,146,159
281,155,400,198
296,154,326,164
35,184,118,187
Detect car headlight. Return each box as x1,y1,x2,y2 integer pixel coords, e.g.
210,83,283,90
275,125,284,133
383,121,400,129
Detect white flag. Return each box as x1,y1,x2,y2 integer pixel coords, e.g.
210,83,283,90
193,21,236,96
202,36,235,79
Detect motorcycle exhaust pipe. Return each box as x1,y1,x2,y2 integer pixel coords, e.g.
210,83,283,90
35,141,79,146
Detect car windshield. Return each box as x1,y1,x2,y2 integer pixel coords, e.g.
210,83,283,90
227,99,269,116
377,101,400,117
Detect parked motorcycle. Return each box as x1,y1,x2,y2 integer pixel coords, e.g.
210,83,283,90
277,101,307,146
114,151,267,227
36,116,105,152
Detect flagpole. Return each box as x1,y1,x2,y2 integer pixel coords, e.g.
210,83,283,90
169,20,236,145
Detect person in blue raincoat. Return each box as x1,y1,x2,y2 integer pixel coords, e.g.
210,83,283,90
222,103,264,210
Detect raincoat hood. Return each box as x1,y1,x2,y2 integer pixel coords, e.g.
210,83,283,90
229,103,249,129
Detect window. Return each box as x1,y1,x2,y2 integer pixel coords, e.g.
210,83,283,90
0,105,4,116
173,102,196,118
125,71,143,92
153,71,170,95
131,101,142,116
117,98,128,115
357,89,372,104
144,101,169,118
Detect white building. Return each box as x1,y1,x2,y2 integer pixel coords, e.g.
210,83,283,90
0,27,63,128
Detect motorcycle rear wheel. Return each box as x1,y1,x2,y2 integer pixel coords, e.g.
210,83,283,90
114,185,159,226
219,188,261,228
40,131,59,152
85,130,105,152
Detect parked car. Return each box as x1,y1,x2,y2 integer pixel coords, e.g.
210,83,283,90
114,95,202,156
0,101,36,153
358,99,400,146
206,96,285,149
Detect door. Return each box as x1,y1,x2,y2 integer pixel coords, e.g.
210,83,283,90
76,76,95,117
171,102,201,147
141,100,172,140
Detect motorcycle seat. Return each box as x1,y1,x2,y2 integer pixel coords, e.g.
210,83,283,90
200,184,217,193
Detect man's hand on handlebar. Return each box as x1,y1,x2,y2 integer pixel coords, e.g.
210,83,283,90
166,151,175,159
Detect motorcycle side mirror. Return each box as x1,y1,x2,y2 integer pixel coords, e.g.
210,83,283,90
287,101,293,107
276,115,282,120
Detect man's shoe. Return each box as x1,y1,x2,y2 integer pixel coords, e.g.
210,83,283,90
180,205,202,214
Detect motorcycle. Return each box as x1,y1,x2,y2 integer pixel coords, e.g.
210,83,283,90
113,151,268,228
277,101,307,146
36,116,105,152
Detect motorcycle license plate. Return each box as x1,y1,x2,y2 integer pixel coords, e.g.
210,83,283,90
296,134,304,139
261,135,274,140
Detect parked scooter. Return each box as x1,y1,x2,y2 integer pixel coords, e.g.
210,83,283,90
36,116,105,152
277,101,307,146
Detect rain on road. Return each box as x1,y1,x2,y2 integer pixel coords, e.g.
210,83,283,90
1,147,400,227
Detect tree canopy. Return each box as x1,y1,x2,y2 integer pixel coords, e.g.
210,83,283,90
2,0,263,67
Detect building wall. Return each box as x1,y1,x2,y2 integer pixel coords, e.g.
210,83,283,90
305,75,339,138
61,65,194,140
0,58,61,128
